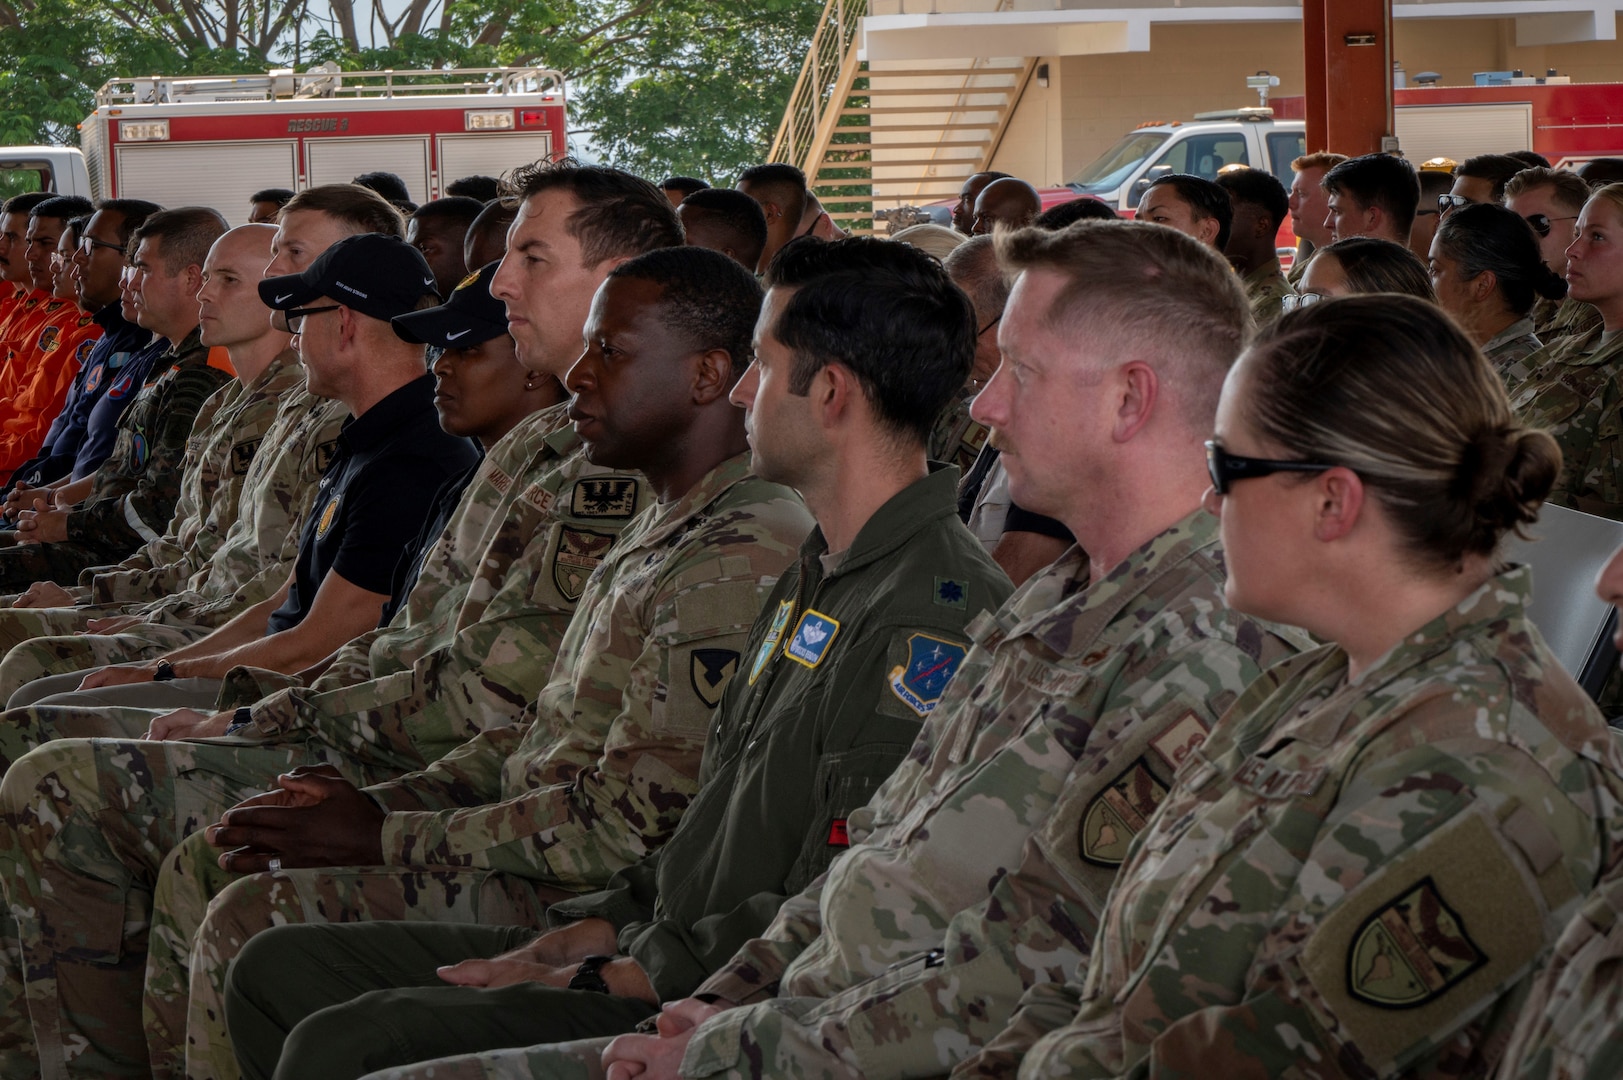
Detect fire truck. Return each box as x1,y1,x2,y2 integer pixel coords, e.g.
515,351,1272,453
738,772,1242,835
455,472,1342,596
74,64,565,223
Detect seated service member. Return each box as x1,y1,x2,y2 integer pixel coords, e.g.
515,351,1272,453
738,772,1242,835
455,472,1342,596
223,236,1014,1080
1002,294,1623,1079
144,245,813,1079
425,219,1310,1080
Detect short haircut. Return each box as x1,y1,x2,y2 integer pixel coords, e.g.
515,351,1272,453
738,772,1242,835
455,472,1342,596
660,176,710,199
1215,168,1289,232
465,199,517,259
281,184,405,238
679,187,767,265
95,198,163,250
445,175,505,201
1506,150,1551,170
1418,168,1455,205
411,196,485,231
510,159,683,267
30,195,94,222
1292,151,1349,173
129,206,229,273
1323,153,1421,236
764,236,975,447
250,188,295,207
737,163,810,223
1579,159,1623,186
995,220,1252,427
1504,166,1592,216
2,192,52,216
1035,198,1118,230
352,170,412,204
1454,154,1528,202
64,216,88,244
1434,202,1567,315
607,246,764,380
1313,237,1434,300
1147,173,1235,250
942,235,1009,325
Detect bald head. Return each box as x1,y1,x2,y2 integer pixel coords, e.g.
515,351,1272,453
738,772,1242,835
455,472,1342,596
973,178,1041,235
198,223,283,351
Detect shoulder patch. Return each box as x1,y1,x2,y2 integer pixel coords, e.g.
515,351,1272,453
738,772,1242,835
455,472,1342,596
690,648,741,708
784,609,840,668
131,433,149,467
933,577,968,609
1080,758,1170,866
571,477,639,518
74,339,95,363
553,526,616,601
36,325,59,353
887,633,967,717
85,365,105,394
1349,877,1486,1008
314,438,341,474
230,439,261,476
748,600,796,686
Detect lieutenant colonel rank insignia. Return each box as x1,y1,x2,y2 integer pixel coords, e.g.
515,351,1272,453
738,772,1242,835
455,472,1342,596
749,600,795,685
1080,758,1169,867
571,478,638,519
933,577,967,609
690,649,741,709
553,526,615,601
784,609,840,668
1348,877,1485,1008
887,633,966,716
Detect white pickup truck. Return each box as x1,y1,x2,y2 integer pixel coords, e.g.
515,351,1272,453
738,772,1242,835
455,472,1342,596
0,146,91,200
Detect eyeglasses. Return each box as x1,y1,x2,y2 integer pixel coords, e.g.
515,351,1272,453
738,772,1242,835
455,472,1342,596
1205,441,1335,496
79,237,125,257
274,304,340,334
1438,194,1473,214
1280,292,1326,313
977,313,1002,339
1523,213,1578,239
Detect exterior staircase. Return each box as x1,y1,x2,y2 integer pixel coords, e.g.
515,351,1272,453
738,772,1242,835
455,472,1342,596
769,0,1034,233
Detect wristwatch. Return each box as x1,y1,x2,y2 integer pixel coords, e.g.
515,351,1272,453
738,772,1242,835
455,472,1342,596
153,659,178,682
224,707,254,735
567,954,614,994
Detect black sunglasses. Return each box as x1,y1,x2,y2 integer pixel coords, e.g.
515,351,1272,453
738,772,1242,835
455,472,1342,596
1205,441,1335,495
1438,194,1472,214
1524,213,1578,239
79,237,125,256
274,304,341,334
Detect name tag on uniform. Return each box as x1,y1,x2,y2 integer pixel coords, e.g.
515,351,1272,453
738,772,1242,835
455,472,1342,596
784,609,840,668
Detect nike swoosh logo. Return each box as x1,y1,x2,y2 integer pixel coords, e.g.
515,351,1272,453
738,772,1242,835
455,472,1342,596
424,277,436,286
445,329,471,340
274,293,294,303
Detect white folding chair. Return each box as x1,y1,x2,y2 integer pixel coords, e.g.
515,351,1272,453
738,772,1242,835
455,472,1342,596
1505,503,1623,701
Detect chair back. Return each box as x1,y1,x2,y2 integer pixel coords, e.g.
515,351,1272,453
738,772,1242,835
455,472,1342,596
1506,503,1623,699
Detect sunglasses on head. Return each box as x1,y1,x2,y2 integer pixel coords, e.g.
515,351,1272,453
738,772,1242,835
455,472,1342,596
1523,213,1578,239
1204,441,1335,496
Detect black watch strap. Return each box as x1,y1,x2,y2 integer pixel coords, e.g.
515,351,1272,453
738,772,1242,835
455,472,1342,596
225,707,254,735
153,659,177,682
567,954,614,994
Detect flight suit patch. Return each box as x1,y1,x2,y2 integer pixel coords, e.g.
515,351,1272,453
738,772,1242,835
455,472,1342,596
553,526,616,601
933,577,967,609
571,478,638,518
690,648,740,709
1348,877,1486,1008
887,633,966,717
748,600,795,685
784,609,840,668
230,439,260,476
1079,757,1168,867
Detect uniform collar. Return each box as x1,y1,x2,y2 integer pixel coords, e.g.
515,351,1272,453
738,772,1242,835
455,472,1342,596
619,450,756,552
799,464,959,579
1347,564,1532,692
157,324,206,363
1485,317,1536,351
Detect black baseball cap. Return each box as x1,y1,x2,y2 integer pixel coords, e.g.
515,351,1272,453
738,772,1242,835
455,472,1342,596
391,260,509,348
259,233,439,322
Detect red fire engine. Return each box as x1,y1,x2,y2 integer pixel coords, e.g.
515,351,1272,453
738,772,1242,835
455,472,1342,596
78,64,565,223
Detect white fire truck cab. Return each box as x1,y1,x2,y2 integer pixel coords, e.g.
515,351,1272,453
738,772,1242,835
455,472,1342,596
78,64,565,223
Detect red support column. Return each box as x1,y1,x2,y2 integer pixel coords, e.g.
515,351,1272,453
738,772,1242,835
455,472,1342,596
1302,0,1393,157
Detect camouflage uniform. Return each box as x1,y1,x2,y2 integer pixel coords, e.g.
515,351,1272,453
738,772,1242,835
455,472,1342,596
1001,566,1623,1080
1482,316,1543,391
633,511,1306,1080
1242,262,1292,327
1510,327,1623,520
1532,295,1603,344
0,327,233,590
1495,872,1623,1080
220,468,1013,1078
928,393,989,476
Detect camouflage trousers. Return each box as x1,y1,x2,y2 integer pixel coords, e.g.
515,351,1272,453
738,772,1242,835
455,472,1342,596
0,538,133,593
0,732,340,1079
0,620,208,703
149,838,576,1080
358,1036,616,1080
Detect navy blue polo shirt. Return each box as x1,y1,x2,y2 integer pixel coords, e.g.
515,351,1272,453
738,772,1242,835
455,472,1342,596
266,373,480,634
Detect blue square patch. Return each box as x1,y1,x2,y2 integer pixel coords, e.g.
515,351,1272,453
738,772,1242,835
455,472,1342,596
784,609,841,668
888,633,967,717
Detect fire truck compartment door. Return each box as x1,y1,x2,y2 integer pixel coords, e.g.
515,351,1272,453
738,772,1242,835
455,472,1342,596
116,140,297,225
437,133,555,189
305,137,430,204
1394,103,1533,163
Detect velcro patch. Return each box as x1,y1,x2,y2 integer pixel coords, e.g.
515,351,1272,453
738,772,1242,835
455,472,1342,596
748,600,795,686
886,633,966,717
1348,878,1485,1007
521,481,554,515
690,648,741,709
1150,710,1210,773
486,464,514,494
1079,757,1169,866
784,609,840,668
571,477,638,518
230,439,260,476
553,526,615,601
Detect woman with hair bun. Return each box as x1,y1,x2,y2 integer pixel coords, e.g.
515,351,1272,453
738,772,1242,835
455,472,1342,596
1510,182,1623,521
1009,295,1623,1080
1429,201,1566,385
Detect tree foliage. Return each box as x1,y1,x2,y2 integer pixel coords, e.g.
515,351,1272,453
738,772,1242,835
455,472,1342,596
0,0,819,183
